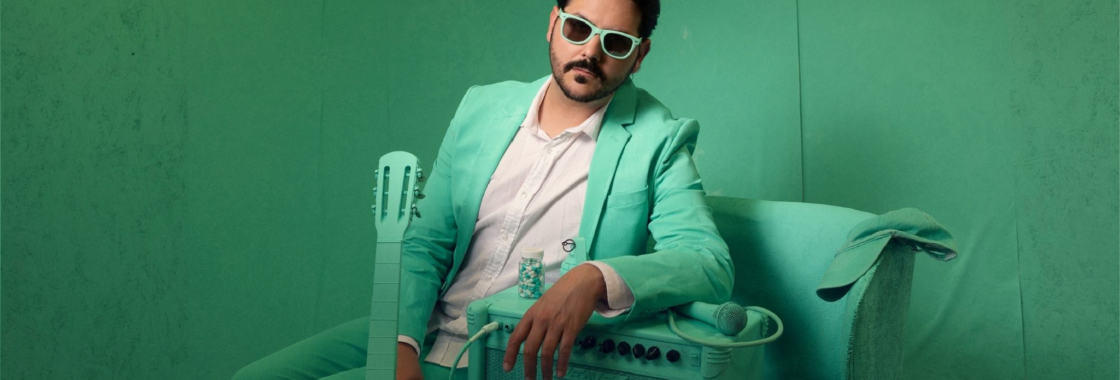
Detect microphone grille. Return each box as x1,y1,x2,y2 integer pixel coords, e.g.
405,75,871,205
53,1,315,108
714,303,748,335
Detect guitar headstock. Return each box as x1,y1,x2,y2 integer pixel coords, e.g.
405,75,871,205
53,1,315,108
371,151,424,242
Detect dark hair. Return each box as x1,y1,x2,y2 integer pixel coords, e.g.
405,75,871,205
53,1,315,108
556,0,661,39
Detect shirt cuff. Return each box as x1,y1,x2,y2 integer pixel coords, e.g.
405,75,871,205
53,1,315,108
581,261,635,318
397,335,421,356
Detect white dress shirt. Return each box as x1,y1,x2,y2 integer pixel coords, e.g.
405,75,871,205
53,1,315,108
397,78,636,368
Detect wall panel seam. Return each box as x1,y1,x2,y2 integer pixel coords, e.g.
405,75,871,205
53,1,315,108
794,0,806,203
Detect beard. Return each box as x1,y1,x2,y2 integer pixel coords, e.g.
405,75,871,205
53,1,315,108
549,43,634,103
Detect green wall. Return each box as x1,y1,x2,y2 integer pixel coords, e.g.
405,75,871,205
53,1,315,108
2,1,378,378
2,0,1116,379
797,0,1118,377
800,3,1030,376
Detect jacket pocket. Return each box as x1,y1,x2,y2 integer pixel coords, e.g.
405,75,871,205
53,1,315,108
606,186,649,209
596,187,650,258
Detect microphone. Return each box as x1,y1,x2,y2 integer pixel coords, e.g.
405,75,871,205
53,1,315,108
672,302,748,336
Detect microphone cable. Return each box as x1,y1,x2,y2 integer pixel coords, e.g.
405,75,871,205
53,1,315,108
667,306,785,348
449,321,501,380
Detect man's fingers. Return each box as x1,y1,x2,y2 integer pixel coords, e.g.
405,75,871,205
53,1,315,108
556,329,578,378
522,323,549,380
503,319,532,372
539,326,564,380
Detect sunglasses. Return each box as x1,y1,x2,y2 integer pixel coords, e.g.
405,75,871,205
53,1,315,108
557,10,643,60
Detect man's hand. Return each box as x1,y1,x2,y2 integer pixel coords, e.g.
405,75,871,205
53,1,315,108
396,342,424,380
502,264,607,380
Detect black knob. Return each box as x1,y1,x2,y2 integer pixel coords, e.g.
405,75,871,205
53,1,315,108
632,344,646,359
667,350,681,363
646,346,662,361
579,336,596,350
617,342,631,356
599,339,615,353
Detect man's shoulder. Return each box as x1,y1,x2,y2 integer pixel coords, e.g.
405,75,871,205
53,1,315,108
456,77,544,111
473,78,539,95
628,85,697,136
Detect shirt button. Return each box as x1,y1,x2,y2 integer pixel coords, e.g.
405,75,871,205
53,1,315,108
546,148,554,154
502,234,510,241
520,192,528,198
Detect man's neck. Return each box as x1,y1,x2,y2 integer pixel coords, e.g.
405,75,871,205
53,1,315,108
537,79,611,138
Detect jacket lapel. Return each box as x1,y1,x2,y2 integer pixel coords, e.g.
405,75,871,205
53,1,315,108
454,77,548,259
451,75,639,270
580,78,637,254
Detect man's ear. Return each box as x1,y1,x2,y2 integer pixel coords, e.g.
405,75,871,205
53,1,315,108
631,39,652,74
547,7,559,43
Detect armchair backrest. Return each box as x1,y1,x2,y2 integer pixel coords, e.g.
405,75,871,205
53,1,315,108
705,196,914,380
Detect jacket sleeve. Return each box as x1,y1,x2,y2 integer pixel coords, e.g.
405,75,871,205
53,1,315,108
595,119,735,321
396,86,476,344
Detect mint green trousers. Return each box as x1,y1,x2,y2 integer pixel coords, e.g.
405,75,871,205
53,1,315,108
232,316,467,380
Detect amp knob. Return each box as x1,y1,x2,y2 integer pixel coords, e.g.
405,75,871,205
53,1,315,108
599,339,615,354
617,342,631,356
632,344,646,359
579,336,597,350
646,346,661,361
667,350,681,363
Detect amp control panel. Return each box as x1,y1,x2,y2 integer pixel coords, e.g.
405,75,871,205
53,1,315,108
467,287,768,380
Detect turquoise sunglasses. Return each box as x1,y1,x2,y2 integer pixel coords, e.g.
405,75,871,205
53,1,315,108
557,10,643,59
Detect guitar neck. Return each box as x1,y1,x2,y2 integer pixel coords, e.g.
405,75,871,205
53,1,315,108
365,151,421,380
367,241,402,379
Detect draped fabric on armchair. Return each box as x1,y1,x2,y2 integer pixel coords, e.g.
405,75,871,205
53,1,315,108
705,196,928,380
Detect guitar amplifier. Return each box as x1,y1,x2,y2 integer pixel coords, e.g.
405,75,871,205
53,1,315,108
466,287,769,380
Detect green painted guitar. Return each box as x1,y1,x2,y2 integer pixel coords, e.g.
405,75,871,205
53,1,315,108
366,151,423,380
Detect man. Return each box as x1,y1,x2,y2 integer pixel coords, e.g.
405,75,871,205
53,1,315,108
233,0,731,379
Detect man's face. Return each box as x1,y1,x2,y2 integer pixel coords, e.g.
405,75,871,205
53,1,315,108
547,0,650,103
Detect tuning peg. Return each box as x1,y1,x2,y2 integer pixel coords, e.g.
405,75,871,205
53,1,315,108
411,204,421,218
370,204,377,214
416,168,426,182
372,187,378,196
413,186,425,199
374,169,379,178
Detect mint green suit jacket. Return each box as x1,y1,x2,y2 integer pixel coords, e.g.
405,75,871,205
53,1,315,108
398,75,733,344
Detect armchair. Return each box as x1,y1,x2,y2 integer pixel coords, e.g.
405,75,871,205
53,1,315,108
706,196,947,380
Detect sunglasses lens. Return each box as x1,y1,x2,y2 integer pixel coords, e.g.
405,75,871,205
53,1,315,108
603,33,634,57
563,17,592,43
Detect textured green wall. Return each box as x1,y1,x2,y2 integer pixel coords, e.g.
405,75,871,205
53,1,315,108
2,0,1117,379
797,0,1119,378
639,1,804,202
1000,2,1120,375
3,1,191,378
800,1,1021,377
2,0,382,378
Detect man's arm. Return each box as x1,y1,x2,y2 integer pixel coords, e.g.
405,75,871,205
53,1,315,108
396,342,423,380
503,119,732,380
396,86,477,350
502,262,608,380
596,118,734,320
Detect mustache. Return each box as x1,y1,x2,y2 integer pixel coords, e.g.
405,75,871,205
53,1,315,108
564,59,604,79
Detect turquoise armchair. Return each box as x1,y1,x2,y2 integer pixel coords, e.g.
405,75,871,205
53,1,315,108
706,196,921,380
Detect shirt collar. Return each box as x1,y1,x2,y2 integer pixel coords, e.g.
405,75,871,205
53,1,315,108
520,76,613,141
